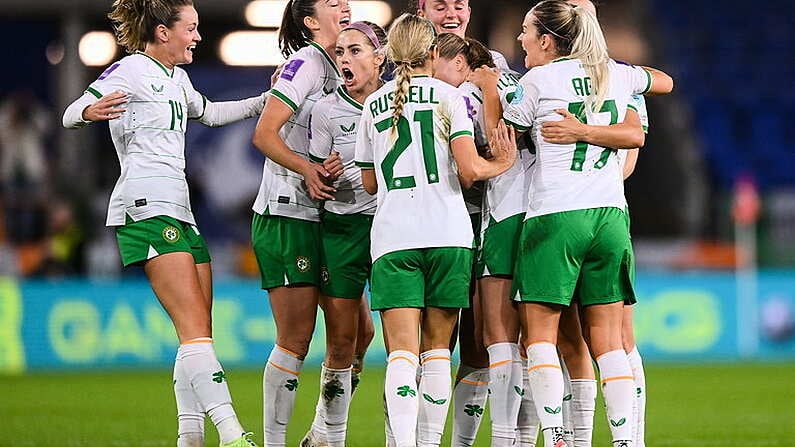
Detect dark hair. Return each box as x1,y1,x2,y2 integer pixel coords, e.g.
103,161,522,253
108,0,194,53
279,0,319,58
436,33,494,69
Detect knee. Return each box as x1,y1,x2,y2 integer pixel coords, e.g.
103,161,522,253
358,320,375,349
277,332,314,358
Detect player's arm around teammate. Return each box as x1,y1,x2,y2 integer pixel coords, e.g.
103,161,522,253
300,21,388,447
62,1,266,446
355,15,516,447
500,2,673,447
248,1,351,446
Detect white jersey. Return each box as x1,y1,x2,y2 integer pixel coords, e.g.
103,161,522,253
504,58,652,219
617,94,650,170
253,42,341,221
309,87,376,215
354,75,475,262
461,71,535,224
86,52,210,226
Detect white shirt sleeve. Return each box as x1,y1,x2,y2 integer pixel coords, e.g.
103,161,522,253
503,72,541,132
308,101,334,163
63,61,131,129
629,94,649,133
449,92,475,143
616,61,653,95
268,54,323,112
179,70,266,127
354,111,374,169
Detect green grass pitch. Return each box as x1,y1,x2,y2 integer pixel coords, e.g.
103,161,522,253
1,363,793,446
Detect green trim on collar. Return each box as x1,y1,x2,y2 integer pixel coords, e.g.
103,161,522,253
337,87,363,111
551,57,573,63
136,51,174,77
309,41,341,77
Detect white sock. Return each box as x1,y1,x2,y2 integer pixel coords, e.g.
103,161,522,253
384,391,397,447
526,342,565,445
263,345,304,447
322,365,353,447
561,359,574,445
174,356,205,447
487,343,522,446
352,353,365,394
517,356,540,447
417,349,453,447
570,379,596,447
627,347,646,447
177,338,244,445
451,364,489,447
385,350,420,447
597,350,635,445
310,367,329,444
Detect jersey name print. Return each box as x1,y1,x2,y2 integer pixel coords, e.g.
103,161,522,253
504,58,651,219
354,76,474,262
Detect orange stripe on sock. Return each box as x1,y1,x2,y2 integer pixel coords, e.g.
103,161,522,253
268,361,300,376
276,345,302,359
489,359,512,368
421,356,451,364
460,378,489,386
181,338,213,345
527,363,562,373
601,375,634,384
388,356,417,367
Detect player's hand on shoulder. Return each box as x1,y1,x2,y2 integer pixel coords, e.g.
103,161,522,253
468,66,499,90
270,63,285,88
82,90,129,122
541,109,586,144
489,121,517,165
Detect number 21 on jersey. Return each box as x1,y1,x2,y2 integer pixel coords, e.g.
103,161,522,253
375,110,439,191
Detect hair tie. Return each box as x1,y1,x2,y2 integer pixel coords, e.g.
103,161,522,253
343,21,383,50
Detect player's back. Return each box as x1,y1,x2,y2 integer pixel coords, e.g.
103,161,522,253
357,75,474,261
510,58,649,218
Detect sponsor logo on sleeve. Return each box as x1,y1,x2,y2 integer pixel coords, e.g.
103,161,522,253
510,85,524,105
98,63,121,81
463,96,476,120
280,59,305,81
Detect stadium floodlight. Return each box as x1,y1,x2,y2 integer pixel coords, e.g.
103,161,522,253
245,0,392,28
219,31,283,66
79,31,118,67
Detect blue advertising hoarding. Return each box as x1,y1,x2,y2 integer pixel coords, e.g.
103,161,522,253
1,271,794,373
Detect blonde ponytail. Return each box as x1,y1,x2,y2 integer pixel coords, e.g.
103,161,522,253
569,7,610,112
386,13,437,131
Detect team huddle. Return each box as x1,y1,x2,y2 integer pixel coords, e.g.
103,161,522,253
62,0,673,446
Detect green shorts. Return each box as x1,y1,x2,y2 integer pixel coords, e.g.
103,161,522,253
370,247,473,311
625,209,637,305
514,207,636,306
476,213,523,278
252,212,321,290
115,215,210,267
320,212,373,299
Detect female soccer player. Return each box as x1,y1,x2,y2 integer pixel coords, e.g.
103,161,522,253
431,33,535,447
62,1,265,446
500,1,673,446
415,0,513,72
250,0,351,445
299,20,388,447
354,14,517,447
